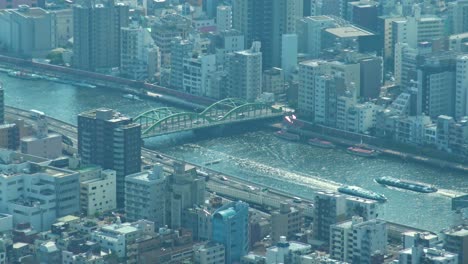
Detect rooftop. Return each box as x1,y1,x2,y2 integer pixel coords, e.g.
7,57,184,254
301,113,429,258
325,26,374,38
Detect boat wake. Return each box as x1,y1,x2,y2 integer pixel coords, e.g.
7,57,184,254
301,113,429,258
436,189,466,198
186,144,342,191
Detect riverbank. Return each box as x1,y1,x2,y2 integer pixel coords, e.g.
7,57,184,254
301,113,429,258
272,123,468,174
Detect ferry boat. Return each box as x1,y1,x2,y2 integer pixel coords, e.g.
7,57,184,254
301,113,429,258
338,185,387,202
7,70,42,80
308,138,335,149
375,176,438,193
274,130,300,141
347,146,380,157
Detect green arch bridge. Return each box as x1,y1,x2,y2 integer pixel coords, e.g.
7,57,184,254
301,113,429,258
134,98,284,138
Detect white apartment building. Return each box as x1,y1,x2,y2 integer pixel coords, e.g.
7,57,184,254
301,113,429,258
214,29,244,69
455,55,468,119
330,217,387,263
398,247,458,264
79,167,116,216
216,5,232,32
125,165,167,228
266,237,312,264
395,115,434,145
121,24,160,81
298,60,326,118
448,33,468,52
193,242,225,264
0,158,79,231
183,53,217,97
91,219,146,259
226,41,262,102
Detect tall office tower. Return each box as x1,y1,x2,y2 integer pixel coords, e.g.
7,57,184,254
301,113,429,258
120,24,160,81
170,37,194,90
450,0,468,34
78,108,141,208
347,0,379,32
0,84,3,125
232,0,295,69
211,29,245,69
125,165,166,228
72,1,129,71
394,42,432,88
416,54,457,118
203,0,219,18
212,201,249,264
455,55,468,120
311,0,350,18
226,42,262,102
216,5,232,32
330,217,387,263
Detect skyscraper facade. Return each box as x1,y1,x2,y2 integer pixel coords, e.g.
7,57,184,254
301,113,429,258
232,0,295,69
72,1,129,71
212,201,249,264
78,108,141,208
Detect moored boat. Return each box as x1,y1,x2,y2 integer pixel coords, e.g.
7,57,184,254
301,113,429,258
375,176,438,193
347,146,379,157
7,70,42,80
274,130,300,141
308,138,335,149
338,185,387,202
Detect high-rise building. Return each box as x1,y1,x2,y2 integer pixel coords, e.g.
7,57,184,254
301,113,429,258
450,0,468,34
271,203,303,244
150,13,191,66
121,24,160,81
170,37,194,91
232,0,295,69
72,1,129,71
330,217,387,263
298,60,327,118
312,191,347,242
455,55,468,120
211,29,245,69
443,227,468,264
78,108,141,208
416,54,456,118
125,165,167,228
226,42,262,102
281,34,298,79
216,5,232,33
20,111,62,159
405,7,444,49
297,15,336,58
212,201,249,264
0,124,20,150
183,53,217,97
347,0,378,32
0,5,56,58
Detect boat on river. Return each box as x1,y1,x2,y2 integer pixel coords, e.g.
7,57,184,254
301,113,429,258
375,176,437,193
347,146,380,157
338,185,387,202
308,138,335,149
8,70,42,80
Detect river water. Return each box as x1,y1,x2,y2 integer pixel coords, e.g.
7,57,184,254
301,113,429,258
2,72,466,232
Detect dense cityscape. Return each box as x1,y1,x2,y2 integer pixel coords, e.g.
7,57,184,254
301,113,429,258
0,0,466,263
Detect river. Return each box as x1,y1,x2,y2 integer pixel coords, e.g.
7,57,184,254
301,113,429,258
2,72,466,232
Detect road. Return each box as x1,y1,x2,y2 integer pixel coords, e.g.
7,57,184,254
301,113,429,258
4,106,307,210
